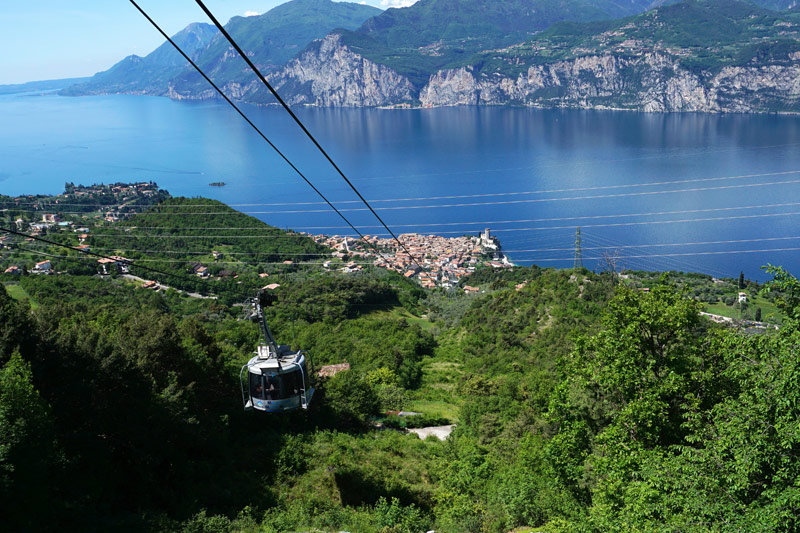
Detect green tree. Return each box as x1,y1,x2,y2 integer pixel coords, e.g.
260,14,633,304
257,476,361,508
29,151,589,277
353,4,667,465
0,352,60,528
546,281,709,526
322,370,380,427
0,285,35,364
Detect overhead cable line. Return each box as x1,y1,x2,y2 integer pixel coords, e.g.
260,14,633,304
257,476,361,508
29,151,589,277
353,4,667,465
480,210,800,234
0,226,216,289
511,246,800,262
24,175,800,217
12,169,800,208
126,0,398,269
10,249,379,267
579,231,735,278
14,240,800,266
81,208,800,238
55,236,800,263
190,0,423,270
86,249,338,256
573,234,733,279
501,235,800,253
61,200,800,232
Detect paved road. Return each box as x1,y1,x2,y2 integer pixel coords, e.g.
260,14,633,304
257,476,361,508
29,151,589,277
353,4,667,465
122,274,217,299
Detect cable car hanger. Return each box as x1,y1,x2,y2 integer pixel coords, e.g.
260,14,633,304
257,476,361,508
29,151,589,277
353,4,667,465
240,290,314,413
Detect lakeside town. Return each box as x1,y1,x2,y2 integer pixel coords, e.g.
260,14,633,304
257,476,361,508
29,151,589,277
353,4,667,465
1,183,513,288
307,229,512,288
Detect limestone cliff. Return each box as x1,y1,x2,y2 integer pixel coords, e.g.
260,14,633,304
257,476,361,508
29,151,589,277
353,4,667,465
417,53,800,112
269,33,416,107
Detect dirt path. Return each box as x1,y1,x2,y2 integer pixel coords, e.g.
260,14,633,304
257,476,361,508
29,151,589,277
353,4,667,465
408,425,455,441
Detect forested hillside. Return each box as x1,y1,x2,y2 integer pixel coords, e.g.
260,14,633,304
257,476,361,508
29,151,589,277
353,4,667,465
3,236,800,531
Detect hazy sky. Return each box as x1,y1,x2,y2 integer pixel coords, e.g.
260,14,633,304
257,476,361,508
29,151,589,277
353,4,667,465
0,0,419,85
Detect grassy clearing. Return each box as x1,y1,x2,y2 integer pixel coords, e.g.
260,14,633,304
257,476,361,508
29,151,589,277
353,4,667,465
368,307,438,332
3,282,38,309
408,358,464,422
703,294,782,324
405,399,461,422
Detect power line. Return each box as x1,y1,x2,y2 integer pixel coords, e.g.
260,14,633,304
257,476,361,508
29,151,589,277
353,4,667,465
77,194,793,232
578,232,734,279
126,0,398,270
484,210,800,234
15,239,800,266
579,231,734,278
9,169,800,208
0,227,217,290
191,0,423,270
15,175,800,216
84,249,339,257
75,208,800,238
9,249,380,267
502,235,800,253
512,246,800,262
12,197,800,231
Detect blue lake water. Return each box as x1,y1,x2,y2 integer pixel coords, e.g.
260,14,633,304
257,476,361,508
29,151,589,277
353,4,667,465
2,92,800,280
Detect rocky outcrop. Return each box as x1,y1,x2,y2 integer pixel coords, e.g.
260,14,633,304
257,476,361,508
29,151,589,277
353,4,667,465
269,33,415,107
418,53,800,113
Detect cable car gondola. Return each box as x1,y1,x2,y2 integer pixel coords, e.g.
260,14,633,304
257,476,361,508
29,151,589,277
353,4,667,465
240,292,314,413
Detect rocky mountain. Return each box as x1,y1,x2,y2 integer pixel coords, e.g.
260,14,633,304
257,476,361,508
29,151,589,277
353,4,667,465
270,32,417,106
267,0,800,112
418,53,800,111
62,0,800,112
63,0,380,98
168,0,381,99
62,23,218,96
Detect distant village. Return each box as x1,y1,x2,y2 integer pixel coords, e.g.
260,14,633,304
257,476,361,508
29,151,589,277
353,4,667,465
3,182,167,226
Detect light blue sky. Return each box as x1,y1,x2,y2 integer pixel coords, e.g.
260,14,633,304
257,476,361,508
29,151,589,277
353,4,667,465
0,0,417,85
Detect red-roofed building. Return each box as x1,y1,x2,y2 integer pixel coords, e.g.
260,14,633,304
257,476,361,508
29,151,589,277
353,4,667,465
32,260,51,274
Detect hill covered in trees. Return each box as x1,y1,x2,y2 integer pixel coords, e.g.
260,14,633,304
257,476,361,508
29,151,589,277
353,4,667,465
3,240,800,531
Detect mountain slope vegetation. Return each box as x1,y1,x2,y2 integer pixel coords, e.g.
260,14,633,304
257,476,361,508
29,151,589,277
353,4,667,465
467,0,800,75
341,0,654,83
61,0,800,110
4,221,800,531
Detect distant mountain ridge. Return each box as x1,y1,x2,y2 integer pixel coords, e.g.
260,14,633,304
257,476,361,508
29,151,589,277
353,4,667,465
334,0,657,88
414,0,800,111
0,77,90,96
62,23,218,96
63,0,380,98
168,0,381,99
62,0,800,112
264,0,800,112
